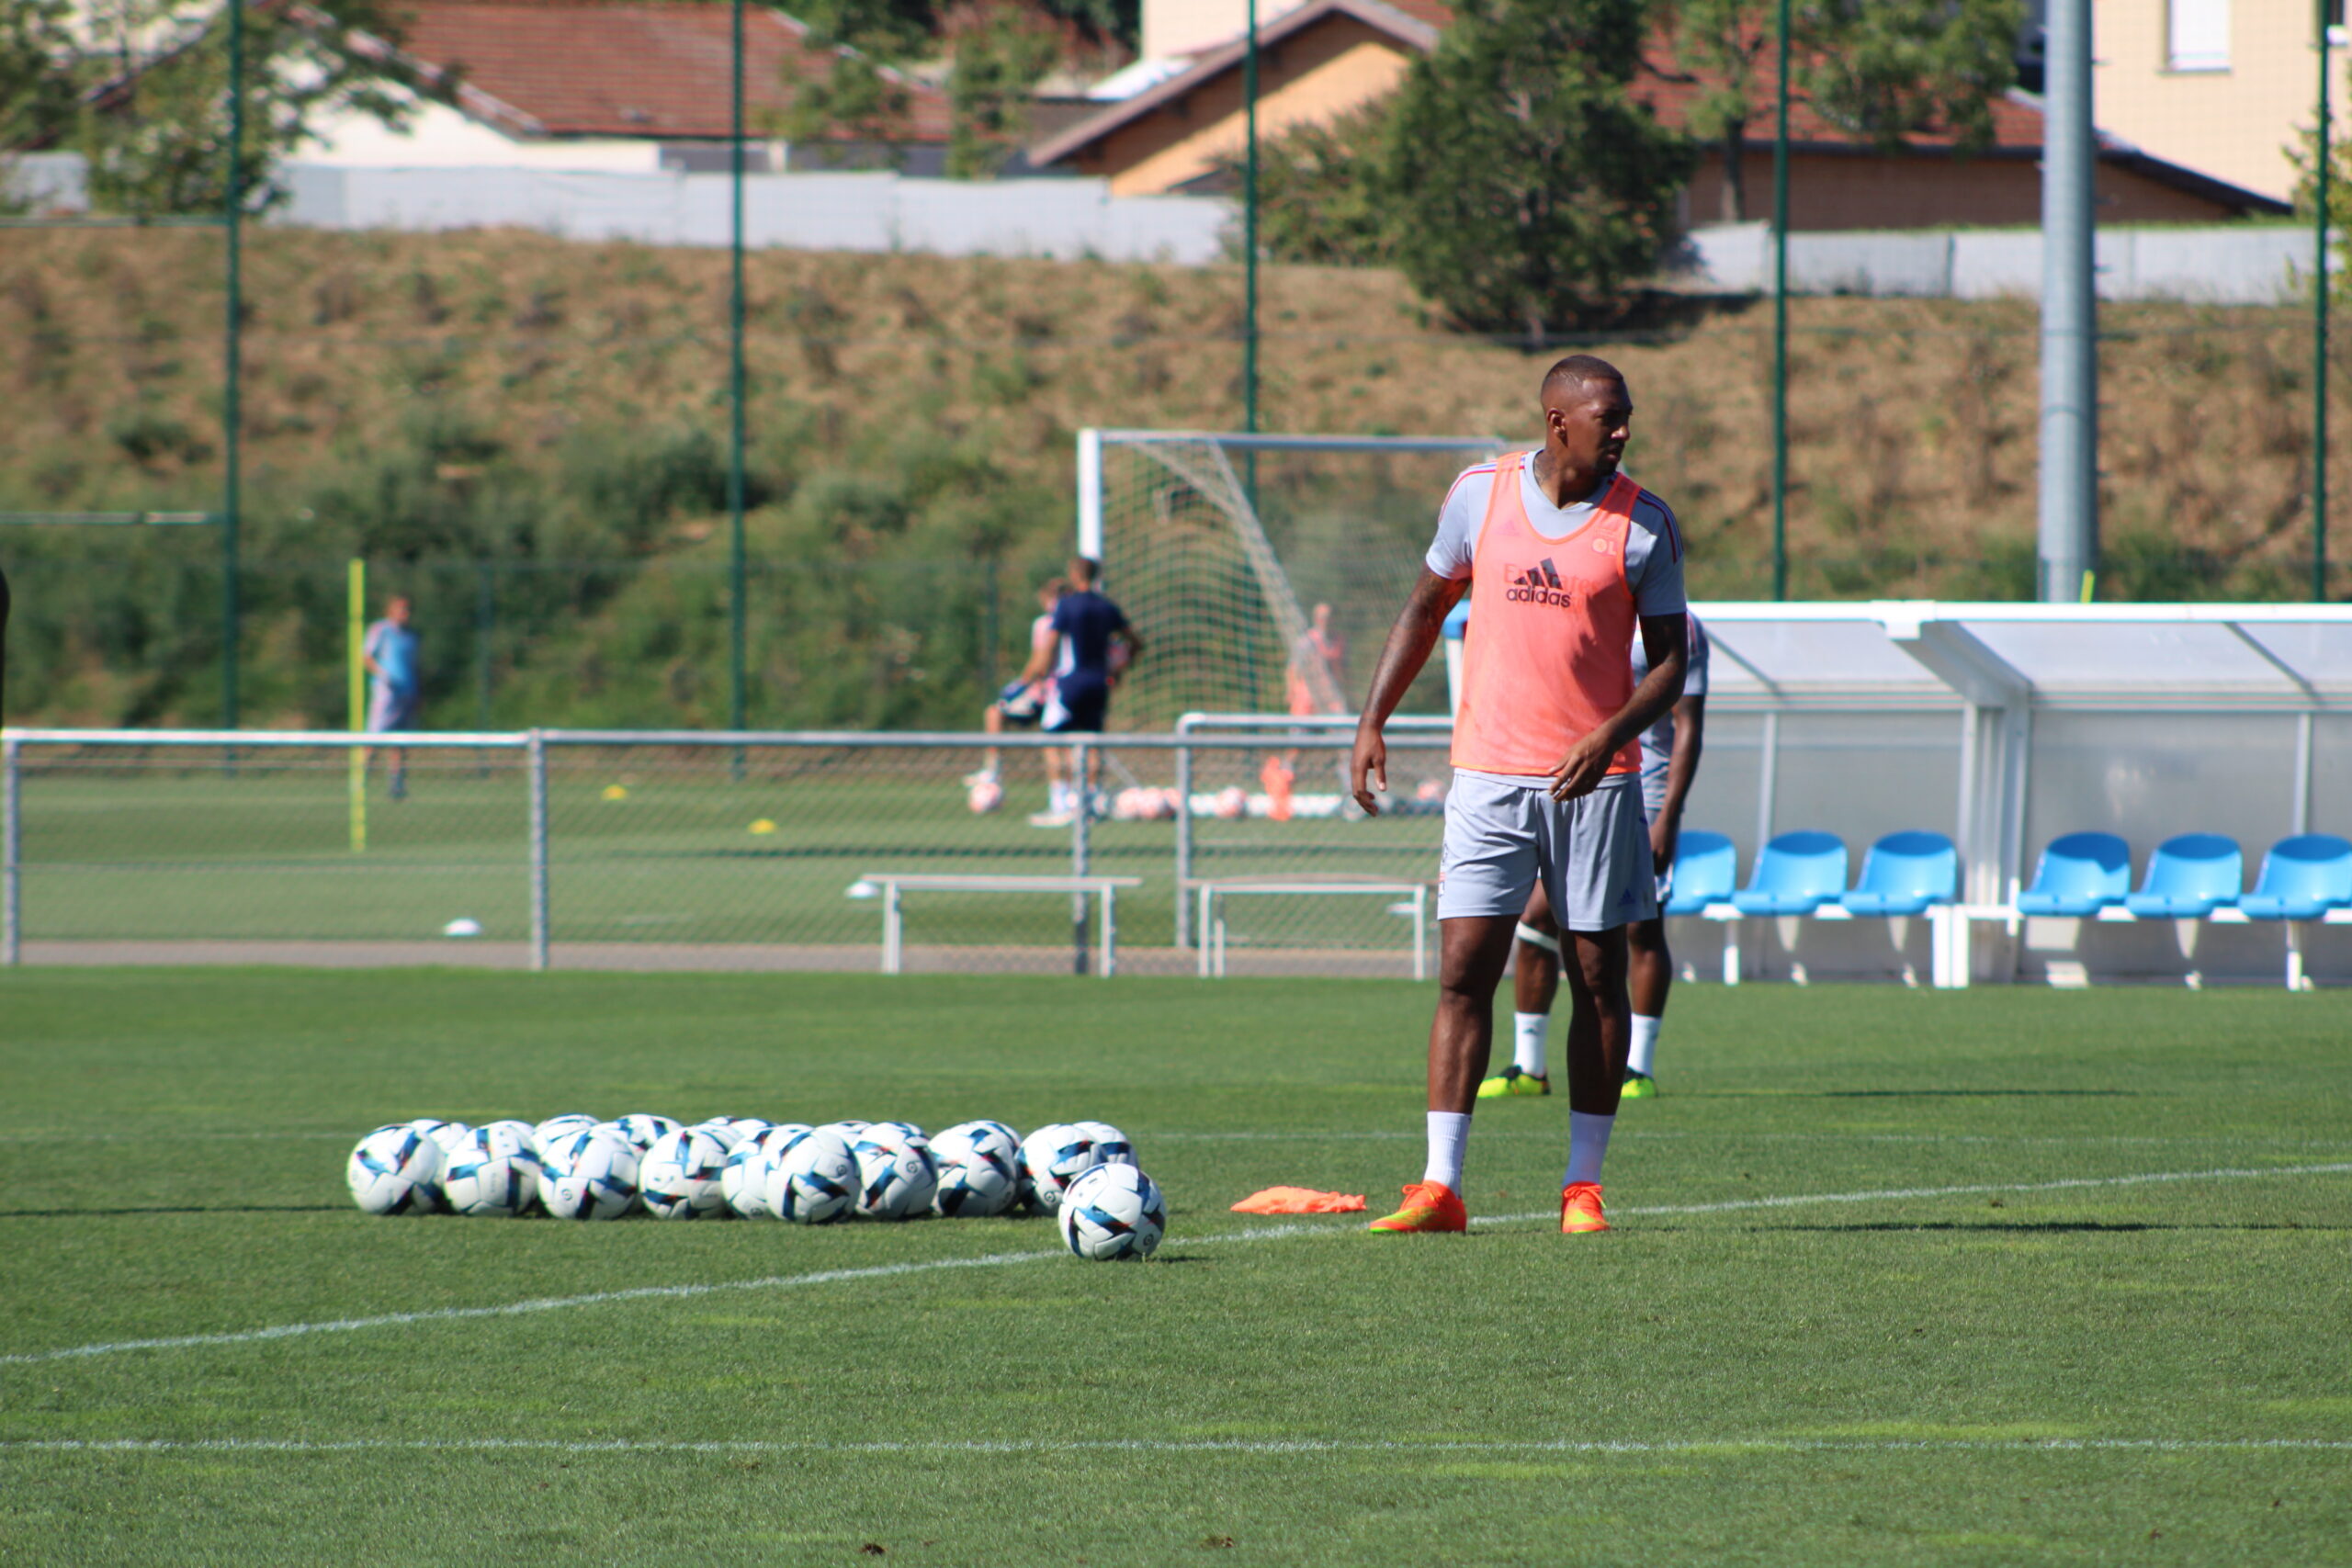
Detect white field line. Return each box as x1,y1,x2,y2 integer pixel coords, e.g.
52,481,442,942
3,1436,2347,1460
2,1163,2346,1371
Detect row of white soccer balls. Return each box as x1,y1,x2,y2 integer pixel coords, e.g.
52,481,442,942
346,1113,1165,1260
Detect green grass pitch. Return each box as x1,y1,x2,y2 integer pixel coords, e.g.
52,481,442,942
1,969,2346,1565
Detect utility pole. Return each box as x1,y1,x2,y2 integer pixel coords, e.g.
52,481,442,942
2038,0,2098,604
2317,0,2334,604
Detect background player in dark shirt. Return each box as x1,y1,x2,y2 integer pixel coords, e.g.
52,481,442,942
1019,556,1142,827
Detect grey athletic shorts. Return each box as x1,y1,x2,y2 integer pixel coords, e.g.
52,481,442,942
1437,771,1658,931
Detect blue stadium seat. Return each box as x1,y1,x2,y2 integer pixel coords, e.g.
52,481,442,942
1729,831,1848,916
1838,830,1960,917
2015,832,2131,917
2121,833,2243,919
1662,830,1738,916
2237,835,2352,920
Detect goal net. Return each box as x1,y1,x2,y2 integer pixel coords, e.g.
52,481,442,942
1079,430,1507,728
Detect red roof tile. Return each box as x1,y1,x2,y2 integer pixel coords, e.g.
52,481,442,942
382,0,951,142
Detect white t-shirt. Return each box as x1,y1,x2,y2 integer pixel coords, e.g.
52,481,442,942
1424,457,1687,618
1631,614,1710,792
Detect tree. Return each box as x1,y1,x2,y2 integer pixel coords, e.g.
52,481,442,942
1209,103,1393,266
37,0,422,217
1657,0,2024,224
1380,0,1694,343
944,4,1061,179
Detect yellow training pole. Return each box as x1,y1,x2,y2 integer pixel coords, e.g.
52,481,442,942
348,558,367,853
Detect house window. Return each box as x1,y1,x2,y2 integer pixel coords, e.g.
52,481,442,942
2165,0,2229,72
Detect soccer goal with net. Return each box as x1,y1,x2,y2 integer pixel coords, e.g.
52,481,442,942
1076,430,1508,728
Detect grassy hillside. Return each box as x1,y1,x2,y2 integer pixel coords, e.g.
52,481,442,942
0,226,2335,728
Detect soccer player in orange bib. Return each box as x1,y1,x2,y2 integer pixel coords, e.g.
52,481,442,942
1349,355,1689,1235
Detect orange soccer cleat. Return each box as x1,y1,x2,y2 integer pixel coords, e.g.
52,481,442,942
1560,1181,1611,1234
1367,1181,1468,1233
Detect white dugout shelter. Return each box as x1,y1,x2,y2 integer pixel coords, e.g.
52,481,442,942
1676,603,2352,987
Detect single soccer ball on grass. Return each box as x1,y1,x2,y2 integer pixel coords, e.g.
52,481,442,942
766,1127,858,1224
722,1122,809,1217
640,1127,733,1219
613,1113,682,1151
347,1124,445,1215
1058,1163,1167,1261
537,1129,640,1220
1019,1122,1109,1215
688,1118,747,1152
931,1120,1023,1217
1072,1120,1136,1168
532,1113,598,1157
851,1123,939,1219
441,1123,543,1217
968,777,1003,814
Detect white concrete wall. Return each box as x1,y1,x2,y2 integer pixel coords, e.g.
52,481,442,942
276,163,1232,264
1680,220,2327,304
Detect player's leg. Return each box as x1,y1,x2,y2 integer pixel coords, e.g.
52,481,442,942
1623,914,1671,1099
972,701,1005,783
1559,924,1632,1232
1371,776,1534,1233
1543,776,1656,1234
1479,883,1558,1098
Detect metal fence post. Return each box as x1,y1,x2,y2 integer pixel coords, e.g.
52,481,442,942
1070,738,1091,975
1173,737,1193,949
527,729,548,972
3,735,19,967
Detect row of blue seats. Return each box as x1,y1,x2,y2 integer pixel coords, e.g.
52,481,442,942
1663,829,2352,922
2014,831,2352,920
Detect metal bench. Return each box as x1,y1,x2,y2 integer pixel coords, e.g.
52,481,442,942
1192,878,1430,980
853,873,1143,976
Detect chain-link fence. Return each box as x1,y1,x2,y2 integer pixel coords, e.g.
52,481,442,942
2,726,1456,976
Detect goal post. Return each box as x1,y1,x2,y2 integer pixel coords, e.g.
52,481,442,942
1077,430,1508,728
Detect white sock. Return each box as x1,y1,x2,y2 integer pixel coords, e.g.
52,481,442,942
1422,1111,1470,1192
1627,1014,1662,1077
1565,1111,1613,1188
1512,1012,1550,1077
1050,783,1071,813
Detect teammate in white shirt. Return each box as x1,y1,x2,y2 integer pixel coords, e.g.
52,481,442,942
968,576,1068,795
1486,615,1710,1100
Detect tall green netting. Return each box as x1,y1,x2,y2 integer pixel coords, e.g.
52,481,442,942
1084,433,1505,728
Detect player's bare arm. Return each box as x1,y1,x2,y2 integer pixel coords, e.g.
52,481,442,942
1651,691,1705,865
1546,611,1687,802
1351,569,1467,816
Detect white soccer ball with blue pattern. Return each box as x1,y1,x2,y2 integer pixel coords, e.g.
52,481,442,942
1073,1120,1136,1168
687,1118,748,1151
721,1116,775,1146
1057,1163,1166,1260
440,1123,543,1217
931,1120,1023,1218
416,1119,474,1156
852,1123,939,1220
347,1124,444,1215
765,1127,858,1224
723,1123,809,1217
532,1113,598,1157
639,1127,732,1219
1018,1122,1106,1215
537,1129,639,1220
613,1113,682,1151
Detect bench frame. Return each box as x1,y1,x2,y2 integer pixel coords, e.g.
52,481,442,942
1193,879,1430,980
858,873,1143,976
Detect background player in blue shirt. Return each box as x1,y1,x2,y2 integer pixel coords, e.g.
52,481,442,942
362,595,422,800
1019,557,1141,827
